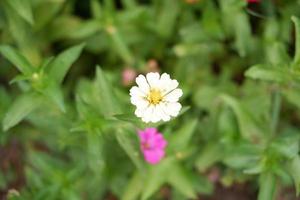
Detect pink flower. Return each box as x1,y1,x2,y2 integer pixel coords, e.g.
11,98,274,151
248,0,260,3
138,128,167,164
122,67,137,86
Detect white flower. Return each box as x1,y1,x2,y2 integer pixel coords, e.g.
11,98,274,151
130,72,183,123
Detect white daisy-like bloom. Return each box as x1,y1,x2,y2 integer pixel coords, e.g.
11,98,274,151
130,72,183,123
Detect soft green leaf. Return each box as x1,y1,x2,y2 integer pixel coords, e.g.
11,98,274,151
234,12,251,57
0,45,34,75
223,143,261,170
115,127,144,171
196,144,222,172
48,43,85,84
42,80,65,112
122,172,143,200
95,67,121,116
292,16,300,67
167,163,197,199
221,95,264,142
87,130,105,173
142,158,174,200
271,135,299,159
245,65,290,83
156,0,180,38
168,119,198,151
258,172,277,200
287,156,300,195
3,92,42,131
5,0,34,25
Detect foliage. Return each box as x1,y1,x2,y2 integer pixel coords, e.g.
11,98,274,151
0,0,300,199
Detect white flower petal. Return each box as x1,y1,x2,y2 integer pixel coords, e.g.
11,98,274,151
135,108,144,117
142,105,155,123
130,86,146,98
156,103,171,121
164,88,183,102
135,75,150,94
162,102,182,117
130,97,148,108
146,72,160,88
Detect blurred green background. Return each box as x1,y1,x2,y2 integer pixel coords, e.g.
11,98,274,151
1,0,300,199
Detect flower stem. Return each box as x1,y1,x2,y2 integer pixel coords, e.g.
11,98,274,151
270,89,281,136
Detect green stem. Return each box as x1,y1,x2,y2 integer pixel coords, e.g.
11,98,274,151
270,89,281,136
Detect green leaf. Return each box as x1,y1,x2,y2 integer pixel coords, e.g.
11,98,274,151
245,65,290,83
292,16,300,66
122,172,143,200
42,80,65,112
48,43,85,84
95,67,121,116
3,92,42,131
156,0,180,38
168,119,198,151
115,127,144,171
258,172,277,200
271,135,299,159
195,144,222,172
113,113,142,126
86,130,105,173
167,163,197,199
107,27,134,64
5,0,34,25
221,95,264,142
287,156,300,195
91,0,102,18
223,143,261,170
0,45,34,75
234,12,251,57
141,158,174,200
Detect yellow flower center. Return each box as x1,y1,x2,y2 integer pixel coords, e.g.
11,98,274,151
147,89,163,105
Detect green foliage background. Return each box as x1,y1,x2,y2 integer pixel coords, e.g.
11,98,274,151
0,0,300,199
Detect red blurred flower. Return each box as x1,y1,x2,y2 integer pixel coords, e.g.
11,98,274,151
248,0,260,3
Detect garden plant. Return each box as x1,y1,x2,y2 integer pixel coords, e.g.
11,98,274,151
0,0,300,200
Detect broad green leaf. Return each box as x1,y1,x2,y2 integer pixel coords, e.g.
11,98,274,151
69,20,102,39
168,119,198,151
258,172,277,200
292,16,300,67
115,127,143,171
156,0,180,38
287,156,300,195
42,80,65,112
48,43,85,84
5,0,34,25
218,107,239,143
195,144,222,172
271,135,299,159
113,113,142,126
87,130,105,173
221,95,264,142
9,74,30,84
108,28,133,64
91,0,102,18
142,158,174,200
3,92,42,131
223,143,261,170
245,65,290,83
0,45,34,75
167,163,197,199
95,67,121,116
234,12,251,57
283,89,300,109
122,172,143,200
265,42,291,66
